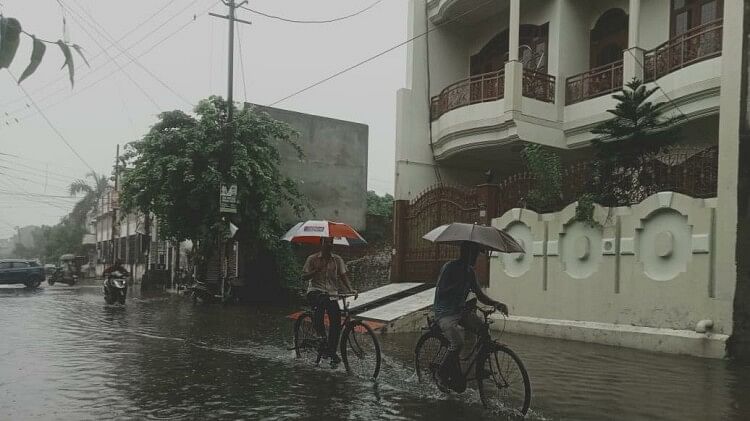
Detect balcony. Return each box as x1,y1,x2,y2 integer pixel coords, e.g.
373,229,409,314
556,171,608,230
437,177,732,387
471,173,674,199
644,19,723,83
430,70,505,121
522,69,555,103
565,61,624,106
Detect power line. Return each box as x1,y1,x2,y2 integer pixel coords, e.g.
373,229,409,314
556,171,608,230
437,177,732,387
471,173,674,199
0,158,82,184
0,190,79,199
6,70,97,174
0,0,197,109
59,0,162,110
236,24,248,102
0,152,89,175
239,0,383,24
268,0,496,106
8,7,213,126
0,0,214,120
63,0,194,108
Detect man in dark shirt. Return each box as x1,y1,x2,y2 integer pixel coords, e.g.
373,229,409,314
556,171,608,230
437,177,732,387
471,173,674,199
103,259,129,277
433,241,508,390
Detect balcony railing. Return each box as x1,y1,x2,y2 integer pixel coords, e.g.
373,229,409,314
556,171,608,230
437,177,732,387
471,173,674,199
430,69,505,121
644,19,723,82
522,69,555,103
565,60,624,105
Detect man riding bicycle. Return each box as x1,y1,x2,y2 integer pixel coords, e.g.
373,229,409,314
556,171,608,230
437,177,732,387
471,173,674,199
302,237,355,365
433,241,508,391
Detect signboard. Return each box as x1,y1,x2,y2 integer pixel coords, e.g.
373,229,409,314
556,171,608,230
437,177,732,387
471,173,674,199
219,184,238,214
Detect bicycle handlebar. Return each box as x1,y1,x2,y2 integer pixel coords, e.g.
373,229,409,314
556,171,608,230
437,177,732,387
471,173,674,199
327,292,358,300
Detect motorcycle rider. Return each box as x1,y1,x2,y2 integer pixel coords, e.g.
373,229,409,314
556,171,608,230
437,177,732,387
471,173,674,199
103,259,129,277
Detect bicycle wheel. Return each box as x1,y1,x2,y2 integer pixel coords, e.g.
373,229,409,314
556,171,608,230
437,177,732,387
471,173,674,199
340,320,381,379
476,344,531,416
293,313,323,364
414,332,449,383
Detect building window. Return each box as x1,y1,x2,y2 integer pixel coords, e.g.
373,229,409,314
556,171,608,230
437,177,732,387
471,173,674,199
590,9,628,69
469,23,549,76
671,0,722,37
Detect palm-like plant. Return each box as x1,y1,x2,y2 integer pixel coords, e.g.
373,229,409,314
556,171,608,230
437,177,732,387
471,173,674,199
69,172,110,224
587,78,682,206
591,78,680,160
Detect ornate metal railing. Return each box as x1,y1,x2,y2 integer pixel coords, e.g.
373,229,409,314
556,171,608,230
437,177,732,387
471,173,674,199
644,19,723,83
430,70,505,121
522,69,555,103
495,146,718,215
566,60,624,105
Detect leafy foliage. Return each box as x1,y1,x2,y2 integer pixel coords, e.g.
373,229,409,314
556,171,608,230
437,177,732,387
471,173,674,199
366,190,393,218
574,193,597,227
10,220,86,263
120,96,308,285
0,15,86,85
521,143,562,211
68,171,109,225
587,78,681,207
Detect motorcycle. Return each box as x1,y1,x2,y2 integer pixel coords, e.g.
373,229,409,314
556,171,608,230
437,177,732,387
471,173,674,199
187,278,232,304
47,267,78,286
103,271,128,305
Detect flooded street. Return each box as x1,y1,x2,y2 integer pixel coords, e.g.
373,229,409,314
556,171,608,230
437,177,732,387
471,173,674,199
1,282,749,420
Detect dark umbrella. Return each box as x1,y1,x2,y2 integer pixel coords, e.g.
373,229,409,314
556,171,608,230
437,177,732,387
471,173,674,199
422,222,525,253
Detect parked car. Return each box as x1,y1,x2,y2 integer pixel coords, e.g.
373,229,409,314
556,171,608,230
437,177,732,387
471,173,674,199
0,259,46,288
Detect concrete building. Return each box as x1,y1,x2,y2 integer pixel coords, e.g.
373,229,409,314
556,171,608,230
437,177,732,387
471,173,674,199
201,105,369,296
393,0,744,357
92,187,180,284
250,104,369,230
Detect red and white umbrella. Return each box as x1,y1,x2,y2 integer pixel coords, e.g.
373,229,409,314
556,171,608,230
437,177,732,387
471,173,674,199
281,220,367,246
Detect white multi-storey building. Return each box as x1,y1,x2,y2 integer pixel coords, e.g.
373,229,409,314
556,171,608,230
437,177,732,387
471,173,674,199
396,0,724,197
393,0,748,358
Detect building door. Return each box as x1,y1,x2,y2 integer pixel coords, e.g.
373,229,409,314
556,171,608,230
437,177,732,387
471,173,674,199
671,0,723,36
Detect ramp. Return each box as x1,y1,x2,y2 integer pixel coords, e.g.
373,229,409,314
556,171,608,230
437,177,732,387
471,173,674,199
356,287,436,323
345,282,425,311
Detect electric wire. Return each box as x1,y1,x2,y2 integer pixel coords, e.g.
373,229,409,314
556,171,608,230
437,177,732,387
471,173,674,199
236,24,248,102
0,0,189,109
6,70,97,174
64,0,194,107
239,0,383,24
268,0,496,107
0,0,214,121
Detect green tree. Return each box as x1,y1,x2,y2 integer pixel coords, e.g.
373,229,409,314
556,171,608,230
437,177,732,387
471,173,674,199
366,190,393,218
68,171,109,224
41,219,85,261
521,144,562,212
588,78,681,207
120,96,307,288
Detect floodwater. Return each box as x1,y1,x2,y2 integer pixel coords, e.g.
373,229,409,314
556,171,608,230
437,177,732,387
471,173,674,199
1,281,749,420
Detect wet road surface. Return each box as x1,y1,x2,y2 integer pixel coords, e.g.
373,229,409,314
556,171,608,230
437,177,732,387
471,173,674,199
1,281,749,420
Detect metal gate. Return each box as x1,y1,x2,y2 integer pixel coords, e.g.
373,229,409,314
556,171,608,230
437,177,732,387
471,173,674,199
401,185,480,282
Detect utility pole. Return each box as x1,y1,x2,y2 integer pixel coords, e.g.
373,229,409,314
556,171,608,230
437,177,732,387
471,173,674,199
210,1,250,300
111,144,119,264
210,0,251,125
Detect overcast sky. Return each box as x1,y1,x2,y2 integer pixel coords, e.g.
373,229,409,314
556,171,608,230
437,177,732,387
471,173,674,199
0,0,406,238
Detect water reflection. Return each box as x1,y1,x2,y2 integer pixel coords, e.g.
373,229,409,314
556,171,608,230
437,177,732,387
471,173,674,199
0,282,749,420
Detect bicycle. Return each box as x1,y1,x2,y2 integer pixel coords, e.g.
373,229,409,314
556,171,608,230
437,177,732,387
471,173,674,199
414,302,531,417
293,293,382,379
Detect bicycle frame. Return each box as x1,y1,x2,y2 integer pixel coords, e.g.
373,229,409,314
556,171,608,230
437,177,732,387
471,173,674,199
431,306,500,383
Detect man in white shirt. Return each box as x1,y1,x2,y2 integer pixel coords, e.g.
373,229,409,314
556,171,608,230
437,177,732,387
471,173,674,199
302,237,354,365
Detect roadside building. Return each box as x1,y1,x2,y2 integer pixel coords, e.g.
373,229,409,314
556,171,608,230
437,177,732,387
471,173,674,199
208,105,369,296
393,0,740,358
